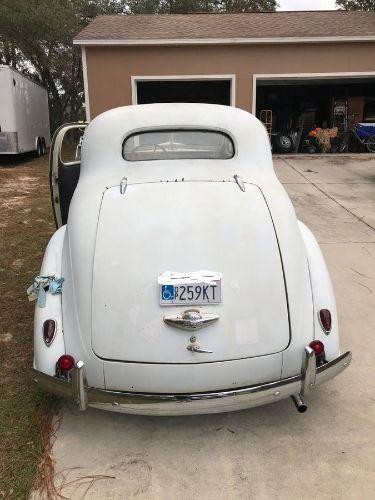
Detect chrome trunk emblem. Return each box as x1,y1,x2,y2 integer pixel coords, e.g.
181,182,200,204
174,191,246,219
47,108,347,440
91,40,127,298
163,309,219,331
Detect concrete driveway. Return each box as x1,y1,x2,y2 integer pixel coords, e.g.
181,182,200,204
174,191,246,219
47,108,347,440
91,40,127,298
50,156,375,499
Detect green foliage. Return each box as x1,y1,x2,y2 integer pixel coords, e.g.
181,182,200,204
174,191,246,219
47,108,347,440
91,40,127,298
336,0,375,9
0,0,277,131
126,0,211,12
127,1,278,13
0,1,129,130
213,1,278,11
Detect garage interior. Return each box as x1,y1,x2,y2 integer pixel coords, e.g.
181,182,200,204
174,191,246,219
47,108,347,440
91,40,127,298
256,77,375,154
136,80,232,106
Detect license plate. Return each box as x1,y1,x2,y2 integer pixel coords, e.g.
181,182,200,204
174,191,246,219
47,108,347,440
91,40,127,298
159,271,221,306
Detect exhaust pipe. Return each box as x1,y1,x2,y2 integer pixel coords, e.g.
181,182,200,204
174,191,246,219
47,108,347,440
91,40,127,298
291,393,307,413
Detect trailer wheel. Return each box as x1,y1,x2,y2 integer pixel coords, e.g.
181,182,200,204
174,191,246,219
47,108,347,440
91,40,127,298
35,138,43,157
41,138,46,155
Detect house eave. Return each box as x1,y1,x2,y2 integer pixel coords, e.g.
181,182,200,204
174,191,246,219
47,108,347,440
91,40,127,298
73,36,375,46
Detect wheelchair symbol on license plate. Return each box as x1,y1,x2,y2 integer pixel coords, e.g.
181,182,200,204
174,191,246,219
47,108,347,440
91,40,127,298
161,284,174,301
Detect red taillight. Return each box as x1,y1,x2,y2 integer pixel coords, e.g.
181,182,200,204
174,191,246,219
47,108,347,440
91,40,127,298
57,355,75,372
319,309,332,334
309,340,325,357
43,319,56,346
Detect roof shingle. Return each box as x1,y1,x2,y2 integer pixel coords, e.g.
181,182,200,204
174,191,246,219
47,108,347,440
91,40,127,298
74,11,375,43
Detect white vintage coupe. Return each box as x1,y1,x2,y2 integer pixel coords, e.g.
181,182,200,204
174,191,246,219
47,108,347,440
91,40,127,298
30,104,351,415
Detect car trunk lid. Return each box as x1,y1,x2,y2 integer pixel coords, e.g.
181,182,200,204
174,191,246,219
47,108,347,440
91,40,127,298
91,181,289,363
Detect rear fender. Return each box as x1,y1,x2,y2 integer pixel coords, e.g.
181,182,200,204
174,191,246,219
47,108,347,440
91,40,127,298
298,221,340,361
33,226,66,375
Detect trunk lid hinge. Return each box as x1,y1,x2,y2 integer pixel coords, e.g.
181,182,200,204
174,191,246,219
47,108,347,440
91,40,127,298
120,177,128,195
234,175,246,192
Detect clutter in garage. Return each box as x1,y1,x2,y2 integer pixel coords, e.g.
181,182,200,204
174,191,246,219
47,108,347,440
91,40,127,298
257,80,375,154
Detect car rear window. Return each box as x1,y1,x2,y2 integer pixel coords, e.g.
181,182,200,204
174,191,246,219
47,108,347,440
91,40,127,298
123,129,234,161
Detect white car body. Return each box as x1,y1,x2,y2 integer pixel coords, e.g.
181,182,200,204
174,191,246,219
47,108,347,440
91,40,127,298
31,104,351,415
0,65,50,155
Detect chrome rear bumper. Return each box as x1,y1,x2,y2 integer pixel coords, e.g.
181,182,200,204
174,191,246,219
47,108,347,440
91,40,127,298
30,350,351,416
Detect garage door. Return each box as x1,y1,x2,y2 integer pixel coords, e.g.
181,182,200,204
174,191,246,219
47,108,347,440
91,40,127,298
136,79,232,106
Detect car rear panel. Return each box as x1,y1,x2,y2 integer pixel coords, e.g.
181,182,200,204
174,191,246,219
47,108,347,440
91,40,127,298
103,353,283,393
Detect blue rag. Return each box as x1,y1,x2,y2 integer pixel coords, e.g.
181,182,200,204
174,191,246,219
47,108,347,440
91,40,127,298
27,275,65,307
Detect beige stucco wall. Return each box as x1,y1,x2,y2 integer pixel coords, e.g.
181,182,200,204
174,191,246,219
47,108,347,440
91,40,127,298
85,43,375,119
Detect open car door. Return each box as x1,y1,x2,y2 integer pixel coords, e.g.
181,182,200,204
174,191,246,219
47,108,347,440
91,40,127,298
49,123,87,228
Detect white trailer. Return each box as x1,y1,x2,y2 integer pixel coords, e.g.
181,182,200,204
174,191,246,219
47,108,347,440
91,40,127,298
0,65,50,155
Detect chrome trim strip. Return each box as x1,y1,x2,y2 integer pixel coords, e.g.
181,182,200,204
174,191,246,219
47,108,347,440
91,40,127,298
30,351,351,412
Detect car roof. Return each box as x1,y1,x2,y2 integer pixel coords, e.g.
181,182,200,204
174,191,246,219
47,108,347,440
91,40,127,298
80,103,274,184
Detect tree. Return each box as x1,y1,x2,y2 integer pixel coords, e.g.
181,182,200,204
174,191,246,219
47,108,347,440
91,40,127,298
126,1,278,13
0,1,277,130
336,0,375,9
0,1,130,130
214,1,278,11
125,1,213,12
